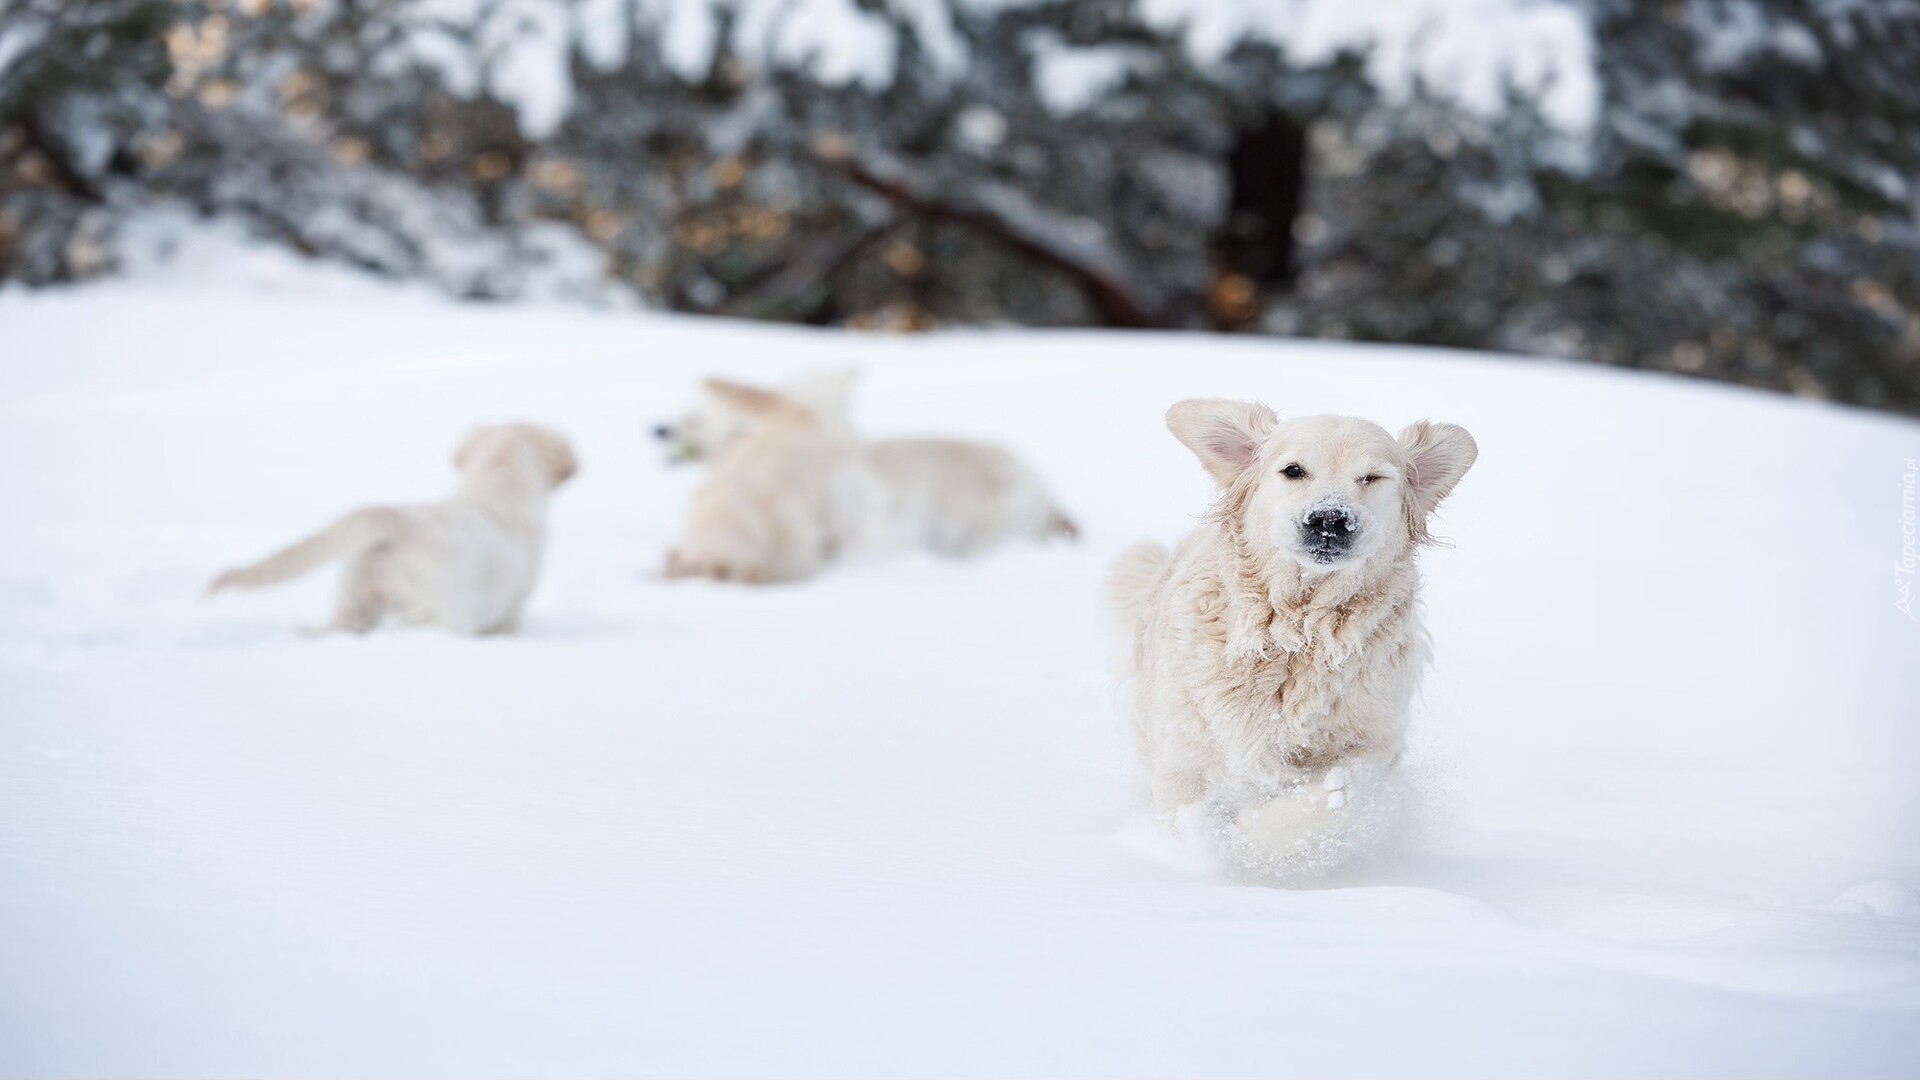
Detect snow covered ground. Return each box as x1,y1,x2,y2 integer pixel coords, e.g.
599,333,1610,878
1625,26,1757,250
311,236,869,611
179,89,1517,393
1,268,1917,1076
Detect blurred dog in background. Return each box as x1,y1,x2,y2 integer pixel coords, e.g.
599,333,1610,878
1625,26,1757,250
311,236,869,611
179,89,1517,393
664,379,875,584
209,424,578,633
656,368,1075,578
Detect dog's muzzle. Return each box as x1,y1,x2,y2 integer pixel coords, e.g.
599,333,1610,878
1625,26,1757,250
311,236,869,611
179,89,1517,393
1300,506,1359,563
652,425,701,464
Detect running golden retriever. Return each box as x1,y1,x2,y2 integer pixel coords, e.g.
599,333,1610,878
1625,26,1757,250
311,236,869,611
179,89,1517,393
1106,401,1476,865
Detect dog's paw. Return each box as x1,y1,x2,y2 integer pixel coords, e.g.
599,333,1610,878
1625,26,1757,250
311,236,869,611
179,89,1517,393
662,550,736,582
660,550,691,579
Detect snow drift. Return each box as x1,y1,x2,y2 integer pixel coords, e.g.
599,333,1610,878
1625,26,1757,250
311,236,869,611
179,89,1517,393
0,265,1916,1075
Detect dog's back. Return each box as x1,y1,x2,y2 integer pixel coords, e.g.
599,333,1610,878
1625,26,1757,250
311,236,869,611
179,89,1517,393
865,438,1076,557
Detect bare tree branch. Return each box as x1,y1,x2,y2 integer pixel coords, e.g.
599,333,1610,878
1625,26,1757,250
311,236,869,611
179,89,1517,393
815,146,1159,329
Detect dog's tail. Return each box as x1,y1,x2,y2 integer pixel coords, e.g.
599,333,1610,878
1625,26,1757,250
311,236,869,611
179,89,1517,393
1103,540,1168,635
208,507,406,594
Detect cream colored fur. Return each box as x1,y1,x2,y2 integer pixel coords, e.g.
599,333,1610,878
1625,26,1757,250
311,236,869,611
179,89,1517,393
865,439,1076,556
661,369,1075,564
1106,401,1476,846
209,424,578,634
663,379,879,584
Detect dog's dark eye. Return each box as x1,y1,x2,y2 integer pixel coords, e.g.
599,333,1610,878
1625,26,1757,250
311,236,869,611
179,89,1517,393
1282,464,1307,480
1359,473,1383,485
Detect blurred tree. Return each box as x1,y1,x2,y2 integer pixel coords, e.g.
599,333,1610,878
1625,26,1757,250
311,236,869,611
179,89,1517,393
0,0,175,281
0,0,1913,410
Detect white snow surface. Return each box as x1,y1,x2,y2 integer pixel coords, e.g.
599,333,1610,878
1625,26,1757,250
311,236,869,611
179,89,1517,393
2,266,1918,1074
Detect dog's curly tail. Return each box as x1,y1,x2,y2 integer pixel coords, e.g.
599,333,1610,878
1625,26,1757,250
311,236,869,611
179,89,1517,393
1103,540,1169,644
208,507,407,594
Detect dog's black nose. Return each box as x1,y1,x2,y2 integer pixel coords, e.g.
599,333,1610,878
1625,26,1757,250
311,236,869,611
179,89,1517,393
1304,508,1355,537
651,424,673,441
1301,508,1357,560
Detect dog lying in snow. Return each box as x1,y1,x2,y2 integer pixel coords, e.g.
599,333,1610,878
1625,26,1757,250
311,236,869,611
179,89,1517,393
656,370,1075,570
1105,401,1476,865
209,424,578,633
664,378,877,583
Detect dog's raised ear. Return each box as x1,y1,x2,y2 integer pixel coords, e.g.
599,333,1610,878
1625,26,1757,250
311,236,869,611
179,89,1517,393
1398,420,1477,521
1167,398,1278,487
703,378,805,419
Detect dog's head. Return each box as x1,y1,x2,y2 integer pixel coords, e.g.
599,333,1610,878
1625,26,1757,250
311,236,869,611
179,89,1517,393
652,367,859,464
1168,400,1476,574
454,423,580,489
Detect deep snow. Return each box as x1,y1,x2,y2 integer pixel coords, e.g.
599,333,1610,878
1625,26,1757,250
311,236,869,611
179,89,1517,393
1,273,1917,1076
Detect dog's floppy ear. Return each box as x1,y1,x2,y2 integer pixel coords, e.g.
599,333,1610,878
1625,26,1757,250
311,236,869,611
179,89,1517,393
704,378,805,420
1399,420,1477,521
1167,398,1278,487
534,430,579,486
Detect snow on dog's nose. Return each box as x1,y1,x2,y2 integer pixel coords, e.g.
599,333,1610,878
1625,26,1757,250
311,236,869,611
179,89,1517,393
1300,504,1358,562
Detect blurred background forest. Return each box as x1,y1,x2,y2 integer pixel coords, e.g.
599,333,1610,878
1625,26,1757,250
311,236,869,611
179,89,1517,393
1,0,1916,412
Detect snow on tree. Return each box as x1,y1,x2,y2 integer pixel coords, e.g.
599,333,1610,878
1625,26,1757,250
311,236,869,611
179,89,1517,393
0,0,1913,410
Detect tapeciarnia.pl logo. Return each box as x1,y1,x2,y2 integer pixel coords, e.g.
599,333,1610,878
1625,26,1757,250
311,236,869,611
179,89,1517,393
1899,458,1916,617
